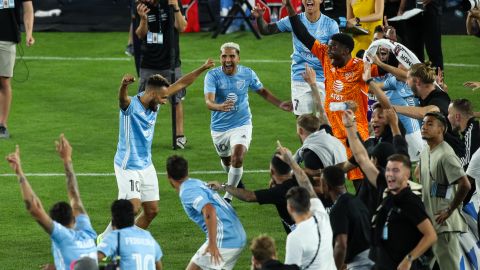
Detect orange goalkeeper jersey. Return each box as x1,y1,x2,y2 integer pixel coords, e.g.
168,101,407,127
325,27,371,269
311,40,379,180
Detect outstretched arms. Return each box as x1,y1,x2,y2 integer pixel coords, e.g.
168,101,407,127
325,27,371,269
257,88,293,112
6,146,53,234
167,59,215,96
56,134,86,216
285,0,316,50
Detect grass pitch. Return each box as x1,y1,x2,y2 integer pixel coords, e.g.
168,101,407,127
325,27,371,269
0,32,479,269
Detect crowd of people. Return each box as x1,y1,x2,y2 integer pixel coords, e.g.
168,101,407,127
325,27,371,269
2,0,480,269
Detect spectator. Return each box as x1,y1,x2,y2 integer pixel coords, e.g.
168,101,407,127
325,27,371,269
466,7,480,36
417,112,471,269
381,63,465,158
6,135,97,270
136,0,189,148
166,155,246,270
346,0,384,56
97,199,163,270
208,153,298,234
0,0,34,138
73,257,99,270
403,0,444,70
323,166,374,270
448,99,480,169
276,142,336,270
250,235,300,270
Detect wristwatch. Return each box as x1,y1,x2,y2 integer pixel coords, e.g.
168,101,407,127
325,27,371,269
406,254,414,262
366,78,374,85
174,8,181,12
355,17,360,25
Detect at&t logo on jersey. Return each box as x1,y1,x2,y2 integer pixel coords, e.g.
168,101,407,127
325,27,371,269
333,80,344,93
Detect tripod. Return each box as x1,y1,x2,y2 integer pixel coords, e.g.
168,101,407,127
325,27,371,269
212,0,261,39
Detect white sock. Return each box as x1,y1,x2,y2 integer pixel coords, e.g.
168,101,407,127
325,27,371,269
224,166,243,200
220,160,230,173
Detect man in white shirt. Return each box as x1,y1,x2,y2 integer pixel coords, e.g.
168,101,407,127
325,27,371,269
277,142,336,270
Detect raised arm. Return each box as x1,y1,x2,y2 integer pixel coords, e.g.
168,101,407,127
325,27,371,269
363,61,393,110
257,88,292,112
119,74,135,110
303,64,330,126
6,146,53,234
135,3,150,39
252,4,281,35
56,134,86,216
170,0,187,32
276,141,317,198
202,204,223,265
208,181,257,202
167,59,215,96
23,1,35,47
286,0,315,50
372,55,408,82
343,110,380,187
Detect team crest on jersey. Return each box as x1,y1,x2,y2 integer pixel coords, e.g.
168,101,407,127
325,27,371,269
344,71,355,81
236,80,245,90
333,80,344,93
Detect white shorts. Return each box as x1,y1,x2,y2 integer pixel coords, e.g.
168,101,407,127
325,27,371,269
211,125,252,157
0,41,16,78
291,81,326,116
406,130,425,162
114,164,160,202
190,242,243,270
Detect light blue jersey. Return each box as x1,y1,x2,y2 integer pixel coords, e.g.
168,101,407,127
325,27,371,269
179,178,246,248
204,65,263,132
276,13,339,82
98,226,162,270
114,94,158,170
383,75,421,134
51,214,97,270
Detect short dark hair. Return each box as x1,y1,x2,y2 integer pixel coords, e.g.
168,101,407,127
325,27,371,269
451,99,474,116
424,112,447,131
330,33,355,53
297,114,320,133
146,74,170,91
271,153,291,175
322,166,345,187
387,154,412,169
374,25,384,33
49,201,74,227
111,199,135,229
372,102,383,111
250,235,276,263
286,187,310,214
166,155,188,180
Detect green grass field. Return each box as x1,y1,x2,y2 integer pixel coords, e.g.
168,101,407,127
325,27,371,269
0,32,479,269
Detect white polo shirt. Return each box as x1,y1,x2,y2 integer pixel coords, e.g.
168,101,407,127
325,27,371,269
285,198,335,269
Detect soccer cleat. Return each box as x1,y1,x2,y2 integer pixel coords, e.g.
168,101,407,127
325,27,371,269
0,125,10,139
176,136,187,149
125,44,134,57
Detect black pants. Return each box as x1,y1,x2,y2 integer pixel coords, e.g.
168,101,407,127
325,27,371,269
405,4,444,70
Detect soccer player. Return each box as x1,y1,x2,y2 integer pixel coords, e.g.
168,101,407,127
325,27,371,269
99,59,214,238
166,155,246,270
204,42,292,202
284,0,379,185
251,0,339,115
6,134,97,270
97,199,163,270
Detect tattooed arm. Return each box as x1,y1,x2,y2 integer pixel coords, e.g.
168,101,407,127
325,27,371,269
6,146,53,234
56,134,86,216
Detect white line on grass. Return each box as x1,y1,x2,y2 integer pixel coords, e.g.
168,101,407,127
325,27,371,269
0,169,269,177
19,56,480,67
